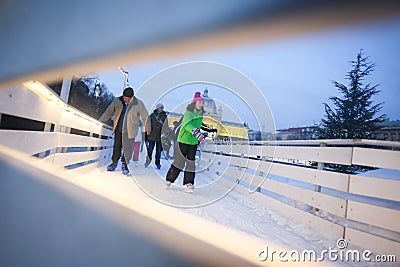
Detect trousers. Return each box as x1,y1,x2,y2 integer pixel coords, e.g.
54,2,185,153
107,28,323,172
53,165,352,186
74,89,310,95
122,133,135,164
166,142,198,185
112,131,126,164
146,140,162,165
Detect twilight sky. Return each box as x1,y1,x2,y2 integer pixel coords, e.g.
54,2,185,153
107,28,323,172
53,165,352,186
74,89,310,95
97,16,400,130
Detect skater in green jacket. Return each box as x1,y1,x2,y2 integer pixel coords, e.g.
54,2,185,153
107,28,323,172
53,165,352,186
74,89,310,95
165,92,216,192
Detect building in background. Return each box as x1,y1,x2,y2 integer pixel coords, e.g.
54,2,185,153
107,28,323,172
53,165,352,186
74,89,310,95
272,120,400,142
373,119,400,141
275,126,317,141
167,89,249,141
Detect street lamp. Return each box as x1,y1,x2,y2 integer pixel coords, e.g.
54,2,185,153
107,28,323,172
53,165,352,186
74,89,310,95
118,66,129,88
94,81,101,113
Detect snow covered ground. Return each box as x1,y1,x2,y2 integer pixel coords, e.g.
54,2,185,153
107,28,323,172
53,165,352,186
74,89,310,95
73,149,398,266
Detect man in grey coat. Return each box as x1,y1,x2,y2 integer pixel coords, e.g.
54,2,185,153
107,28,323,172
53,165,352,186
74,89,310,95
121,92,149,176
99,87,134,172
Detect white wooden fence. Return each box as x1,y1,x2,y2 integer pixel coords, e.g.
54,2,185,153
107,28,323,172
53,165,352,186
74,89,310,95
0,81,113,172
201,140,400,258
0,83,257,266
1,81,399,260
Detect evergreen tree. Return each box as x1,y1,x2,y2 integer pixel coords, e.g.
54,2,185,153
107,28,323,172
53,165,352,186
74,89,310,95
318,50,384,139
316,50,385,174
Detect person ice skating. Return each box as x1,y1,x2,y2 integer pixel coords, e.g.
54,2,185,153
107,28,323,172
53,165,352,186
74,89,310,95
145,103,168,169
132,122,144,162
121,90,149,176
165,92,217,192
99,87,134,172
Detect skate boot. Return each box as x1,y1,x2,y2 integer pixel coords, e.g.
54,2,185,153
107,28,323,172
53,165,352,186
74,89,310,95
107,162,117,171
122,162,131,176
184,183,194,193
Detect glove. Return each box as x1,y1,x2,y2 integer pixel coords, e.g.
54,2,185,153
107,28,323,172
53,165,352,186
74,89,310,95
192,128,205,142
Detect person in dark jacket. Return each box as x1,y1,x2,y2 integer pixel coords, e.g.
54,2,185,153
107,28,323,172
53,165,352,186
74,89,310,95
165,92,217,192
99,87,133,172
145,103,169,169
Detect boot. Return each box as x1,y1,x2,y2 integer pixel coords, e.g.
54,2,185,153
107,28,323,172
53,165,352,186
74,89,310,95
107,162,117,171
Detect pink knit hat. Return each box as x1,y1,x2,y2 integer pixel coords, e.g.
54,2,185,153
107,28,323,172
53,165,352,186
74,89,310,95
192,92,204,103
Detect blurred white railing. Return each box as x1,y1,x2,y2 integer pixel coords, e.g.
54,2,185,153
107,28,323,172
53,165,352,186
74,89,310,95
0,83,256,266
201,139,400,258
0,81,113,172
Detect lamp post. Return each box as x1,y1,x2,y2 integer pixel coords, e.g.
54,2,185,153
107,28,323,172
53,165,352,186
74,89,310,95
118,66,129,88
94,81,101,113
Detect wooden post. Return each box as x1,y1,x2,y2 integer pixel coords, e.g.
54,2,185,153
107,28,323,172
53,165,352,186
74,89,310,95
62,127,71,153
84,132,94,165
54,125,71,154
38,122,53,158
312,142,325,214
59,77,71,103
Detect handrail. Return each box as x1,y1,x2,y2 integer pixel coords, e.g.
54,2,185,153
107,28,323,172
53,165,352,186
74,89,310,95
0,82,113,170
200,140,400,258
227,139,400,147
23,80,112,131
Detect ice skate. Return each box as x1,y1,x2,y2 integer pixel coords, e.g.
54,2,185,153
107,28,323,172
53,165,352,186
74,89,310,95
122,162,131,176
184,183,194,193
106,162,117,171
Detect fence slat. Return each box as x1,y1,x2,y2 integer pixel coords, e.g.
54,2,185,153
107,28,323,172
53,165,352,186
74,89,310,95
253,193,344,239
272,146,353,165
207,145,353,165
0,130,59,155
346,228,400,259
60,110,108,136
208,159,347,217
347,201,400,233
58,133,113,147
197,159,212,169
261,176,347,217
67,156,110,175
349,175,400,202
208,164,256,188
0,86,62,124
53,149,110,168
264,161,350,192
352,147,400,170
204,153,261,170
100,126,113,137
203,152,349,191
248,145,264,157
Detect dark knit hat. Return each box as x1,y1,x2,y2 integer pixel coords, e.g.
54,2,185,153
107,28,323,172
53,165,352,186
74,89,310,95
192,92,204,103
156,103,164,109
123,87,134,98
